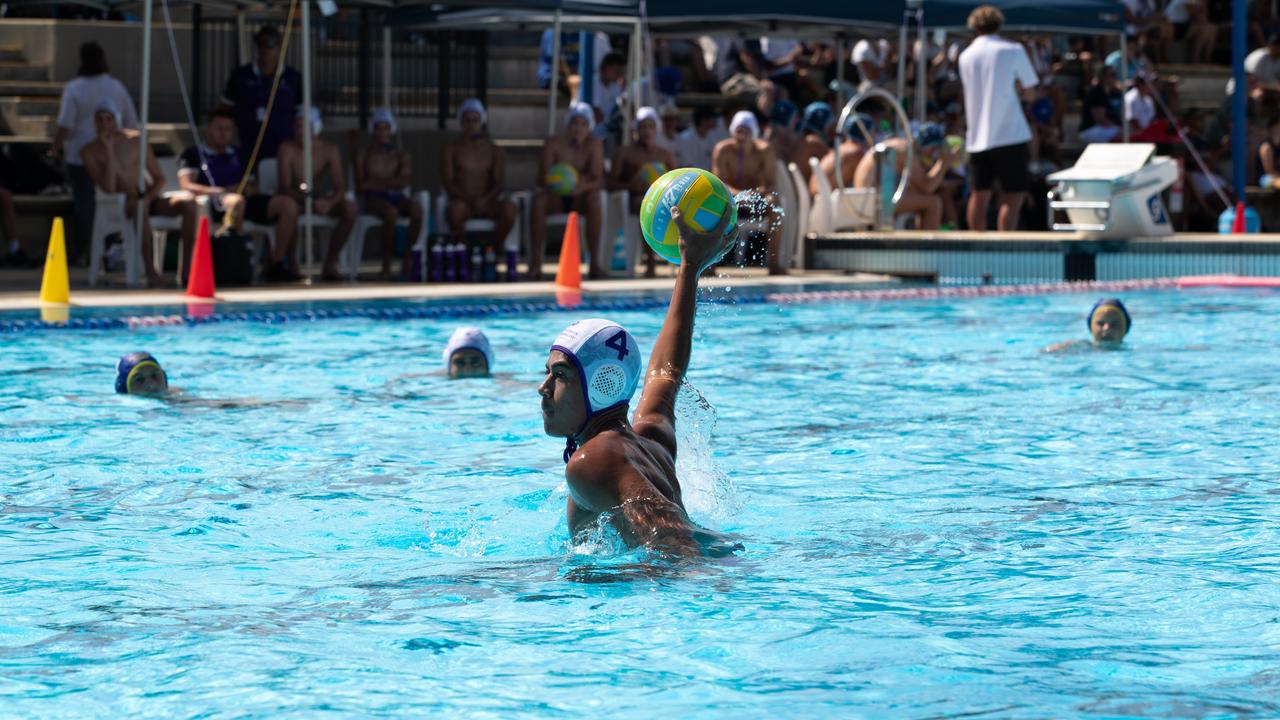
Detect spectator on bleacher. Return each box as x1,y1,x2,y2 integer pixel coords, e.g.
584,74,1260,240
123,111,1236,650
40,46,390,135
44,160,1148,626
851,37,894,91
1079,65,1125,143
792,102,834,182
1105,36,1154,83
1025,36,1065,130
812,112,872,197
588,52,628,126
765,100,799,168
712,111,785,274
761,37,821,106
79,99,195,287
277,107,355,282
530,102,605,281
1257,114,1280,188
674,106,726,171
1124,74,1159,134
176,108,298,267
959,5,1038,232
1183,109,1231,226
654,102,681,153
1166,0,1218,64
1122,0,1173,63
713,37,768,102
852,122,957,231
52,41,139,266
609,107,677,278
220,26,302,167
442,99,518,277
356,107,423,281
1242,35,1280,108
538,30,610,101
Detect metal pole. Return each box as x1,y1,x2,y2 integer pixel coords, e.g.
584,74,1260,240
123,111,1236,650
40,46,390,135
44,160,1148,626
192,3,202,121
579,31,594,105
477,31,488,108
834,35,845,192
134,0,153,287
236,9,247,65
1120,33,1129,143
302,0,314,282
623,23,638,144
1232,0,1247,200
897,10,910,103
438,32,451,130
382,26,392,109
547,10,562,136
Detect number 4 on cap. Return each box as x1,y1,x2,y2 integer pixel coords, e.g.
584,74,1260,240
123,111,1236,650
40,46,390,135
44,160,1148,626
604,330,629,361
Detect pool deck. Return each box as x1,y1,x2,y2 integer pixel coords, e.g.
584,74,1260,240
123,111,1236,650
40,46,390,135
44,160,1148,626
0,266,892,312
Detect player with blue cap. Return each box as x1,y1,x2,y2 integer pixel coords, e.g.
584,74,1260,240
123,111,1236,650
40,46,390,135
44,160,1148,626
1043,298,1132,352
539,204,739,556
115,351,168,396
443,327,494,379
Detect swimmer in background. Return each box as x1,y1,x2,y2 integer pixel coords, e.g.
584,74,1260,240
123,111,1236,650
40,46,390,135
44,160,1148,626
1044,298,1131,353
812,112,873,197
712,110,786,275
444,327,493,380
539,204,740,557
441,99,519,270
530,102,605,281
355,107,424,281
791,101,834,183
607,106,677,278
114,351,304,408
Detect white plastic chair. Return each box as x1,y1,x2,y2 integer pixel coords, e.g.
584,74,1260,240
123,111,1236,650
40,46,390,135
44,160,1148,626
809,156,877,232
786,163,811,268
773,160,798,271
807,157,835,236
89,191,141,287
434,190,524,251
603,189,644,277
241,158,279,267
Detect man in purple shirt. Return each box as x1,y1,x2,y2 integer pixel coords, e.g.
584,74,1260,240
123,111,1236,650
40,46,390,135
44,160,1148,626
219,25,302,166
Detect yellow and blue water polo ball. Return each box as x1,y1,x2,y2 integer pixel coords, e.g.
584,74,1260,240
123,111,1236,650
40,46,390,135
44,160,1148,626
638,161,668,187
546,162,578,196
639,168,737,265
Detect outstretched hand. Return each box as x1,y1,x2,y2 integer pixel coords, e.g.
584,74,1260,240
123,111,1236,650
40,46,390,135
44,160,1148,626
671,205,738,274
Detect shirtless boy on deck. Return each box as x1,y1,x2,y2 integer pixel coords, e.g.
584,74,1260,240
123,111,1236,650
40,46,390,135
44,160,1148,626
608,106,677,278
277,107,356,281
539,205,739,555
812,112,872,196
853,122,957,231
441,99,518,262
356,107,423,280
712,111,786,274
530,102,605,280
80,99,196,287
792,101,834,183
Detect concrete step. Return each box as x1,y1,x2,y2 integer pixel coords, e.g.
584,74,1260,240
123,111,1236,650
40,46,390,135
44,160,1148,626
0,62,47,82
0,80,63,97
0,44,23,63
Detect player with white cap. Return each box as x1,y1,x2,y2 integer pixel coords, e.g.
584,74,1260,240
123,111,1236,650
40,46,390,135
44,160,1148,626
441,98,518,268
607,106,677,277
357,105,424,280
538,203,739,555
443,327,495,379
712,109,786,275
529,101,605,281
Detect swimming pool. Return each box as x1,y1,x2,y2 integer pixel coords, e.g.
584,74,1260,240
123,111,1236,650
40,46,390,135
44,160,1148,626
3,287,1279,717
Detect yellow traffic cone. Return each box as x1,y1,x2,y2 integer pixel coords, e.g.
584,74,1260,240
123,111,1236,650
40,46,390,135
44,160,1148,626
39,217,70,305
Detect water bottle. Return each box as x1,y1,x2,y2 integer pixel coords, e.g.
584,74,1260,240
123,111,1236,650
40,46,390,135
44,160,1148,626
505,248,519,282
483,245,497,282
430,241,444,282
457,243,471,282
470,246,483,282
444,243,458,282
610,230,627,272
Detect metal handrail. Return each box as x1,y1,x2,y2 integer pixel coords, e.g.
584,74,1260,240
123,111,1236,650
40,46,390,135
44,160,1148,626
834,87,913,223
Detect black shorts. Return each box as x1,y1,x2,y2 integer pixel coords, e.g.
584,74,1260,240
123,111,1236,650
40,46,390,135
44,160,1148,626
969,142,1030,193
244,194,274,225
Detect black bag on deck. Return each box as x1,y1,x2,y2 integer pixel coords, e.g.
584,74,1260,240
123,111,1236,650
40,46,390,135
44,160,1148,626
211,231,255,286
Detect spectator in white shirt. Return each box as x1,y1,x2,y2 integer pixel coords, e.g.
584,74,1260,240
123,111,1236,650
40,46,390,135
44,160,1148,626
674,106,727,171
1123,0,1173,63
1124,77,1158,133
851,38,894,91
51,42,140,265
1240,35,1280,107
958,5,1038,231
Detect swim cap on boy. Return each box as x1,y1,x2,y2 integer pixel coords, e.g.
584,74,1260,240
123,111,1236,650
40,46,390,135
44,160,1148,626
457,98,487,126
297,106,323,136
729,111,760,140
371,106,398,135
635,106,660,127
552,319,641,461
443,327,494,369
115,351,164,394
770,100,798,131
94,98,122,127
1087,298,1131,335
801,102,834,135
566,101,595,130
913,121,946,148
842,112,874,144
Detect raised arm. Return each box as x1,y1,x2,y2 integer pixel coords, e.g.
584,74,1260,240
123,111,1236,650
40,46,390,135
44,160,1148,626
631,205,738,454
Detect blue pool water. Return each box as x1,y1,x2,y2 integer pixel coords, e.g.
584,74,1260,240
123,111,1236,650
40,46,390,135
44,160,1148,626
3,288,1280,717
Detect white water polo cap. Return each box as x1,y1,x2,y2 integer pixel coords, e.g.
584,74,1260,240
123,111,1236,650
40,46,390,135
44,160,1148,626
443,326,494,369
551,318,641,417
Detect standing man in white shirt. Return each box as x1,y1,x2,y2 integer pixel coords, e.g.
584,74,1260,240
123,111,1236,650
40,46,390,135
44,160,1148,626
958,6,1038,232
51,42,140,265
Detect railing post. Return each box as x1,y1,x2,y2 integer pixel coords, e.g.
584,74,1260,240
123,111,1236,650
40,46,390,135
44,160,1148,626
358,7,370,128
476,31,488,108
192,3,202,120
438,32,452,130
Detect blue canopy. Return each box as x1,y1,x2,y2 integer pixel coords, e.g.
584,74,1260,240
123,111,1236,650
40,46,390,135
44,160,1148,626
917,0,1125,34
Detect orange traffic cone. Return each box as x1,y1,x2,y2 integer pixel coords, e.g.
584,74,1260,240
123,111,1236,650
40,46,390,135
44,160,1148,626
554,211,582,289
186,216,216,299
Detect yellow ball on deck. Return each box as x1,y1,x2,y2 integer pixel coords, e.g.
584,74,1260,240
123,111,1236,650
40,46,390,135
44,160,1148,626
639,168,738,266
546,162,578,196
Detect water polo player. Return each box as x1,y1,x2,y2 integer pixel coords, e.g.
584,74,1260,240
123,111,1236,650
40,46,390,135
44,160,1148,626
538,205,738,556
1044,298,1132,352
115,351,169,396
444,327,493,379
